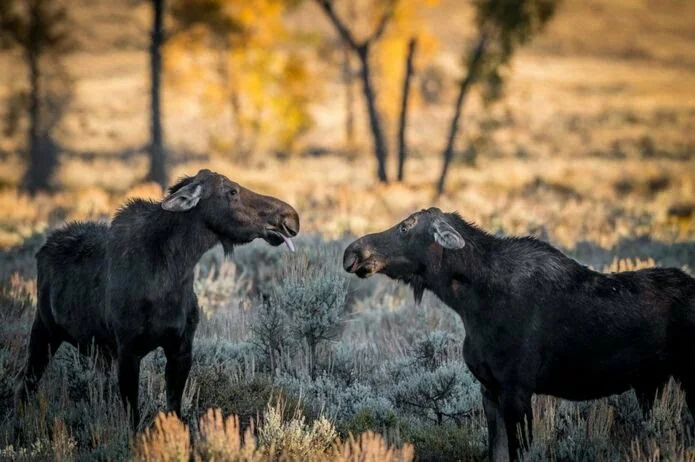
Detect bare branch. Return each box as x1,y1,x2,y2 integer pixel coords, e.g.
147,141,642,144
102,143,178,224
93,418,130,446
367,0,398,45
313,0,392,182
397,37,417,181
314,0,359,50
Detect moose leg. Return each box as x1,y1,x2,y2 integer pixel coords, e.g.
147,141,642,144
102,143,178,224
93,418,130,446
482,385,510,462
687,389,695,423
634,381,664,417
15,317,62,406
682,376,695,422
164,339,193,419
117,346,142,430
84,338,114,376
500,388,533,461
94,349,114,378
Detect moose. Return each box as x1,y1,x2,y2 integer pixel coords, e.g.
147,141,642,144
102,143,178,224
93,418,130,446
16,169,299,429
343,207,695,461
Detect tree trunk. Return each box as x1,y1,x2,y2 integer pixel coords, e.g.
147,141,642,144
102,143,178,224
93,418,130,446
397,38,417,182
357,45,388,183
436,34,487,195
21,0,55,195
313,0,395,182
342,45,355,145
342,1,357,146
147,0,167,189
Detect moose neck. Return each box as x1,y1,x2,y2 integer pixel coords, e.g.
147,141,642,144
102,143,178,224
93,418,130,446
158,209,219,278
423,214,583,312
423,215,502,304
110,200,220,286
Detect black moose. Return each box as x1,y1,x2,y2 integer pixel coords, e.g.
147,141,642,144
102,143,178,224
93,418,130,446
16,169,299,429
343,207,695,461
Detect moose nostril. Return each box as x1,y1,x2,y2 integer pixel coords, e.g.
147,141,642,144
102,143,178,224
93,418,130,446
281,214,299,237
343,252,359,273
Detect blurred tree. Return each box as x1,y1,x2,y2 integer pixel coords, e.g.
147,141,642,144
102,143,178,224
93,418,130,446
147,0,167,188
314,0,398,183
315,0,439,182
167,0,313,159
373,0,439,120
341,1,356,146
396,37,417,181
436,0,559,195
0,0,73,194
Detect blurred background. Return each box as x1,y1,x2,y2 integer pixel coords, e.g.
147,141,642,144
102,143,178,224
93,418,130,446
1,2,695,460
0,0,692,248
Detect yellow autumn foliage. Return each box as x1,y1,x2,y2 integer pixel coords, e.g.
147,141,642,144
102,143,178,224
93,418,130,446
376,0,441,118
166,0,314,156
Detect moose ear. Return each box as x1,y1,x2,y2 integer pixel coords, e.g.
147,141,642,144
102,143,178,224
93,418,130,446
430,218,465,249
162,182,203,212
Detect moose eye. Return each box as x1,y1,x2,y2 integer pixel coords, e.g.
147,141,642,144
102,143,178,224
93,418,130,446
228,189,238,197
399,217,417,234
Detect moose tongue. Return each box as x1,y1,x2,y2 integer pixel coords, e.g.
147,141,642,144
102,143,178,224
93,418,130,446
277,232,296,252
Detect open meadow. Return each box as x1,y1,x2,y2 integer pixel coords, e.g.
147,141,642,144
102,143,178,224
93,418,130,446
1,0,695,460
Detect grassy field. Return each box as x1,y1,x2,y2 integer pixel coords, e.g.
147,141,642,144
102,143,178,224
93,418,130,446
1,0,695,460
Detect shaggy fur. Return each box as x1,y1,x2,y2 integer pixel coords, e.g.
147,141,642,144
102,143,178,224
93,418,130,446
16,169,299,429
344,207,695,461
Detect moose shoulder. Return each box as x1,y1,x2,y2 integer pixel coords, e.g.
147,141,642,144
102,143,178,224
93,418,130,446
16,169,299,429
343,207,695,461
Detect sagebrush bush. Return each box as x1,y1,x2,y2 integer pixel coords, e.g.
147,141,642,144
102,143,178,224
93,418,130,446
0,283,36,420
190,338,257,387
258,402,338,459
399,421,486,462
276,372,395,427
522,380,695,462
2,232,695,460
251,295,291,371
388,361,480,426
326,341,382,387
253,239,349,377
382,331,480,426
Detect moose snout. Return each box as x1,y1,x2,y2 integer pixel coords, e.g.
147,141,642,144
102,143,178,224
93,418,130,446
281,211,300,237
343,241,370,273
343,251,359,273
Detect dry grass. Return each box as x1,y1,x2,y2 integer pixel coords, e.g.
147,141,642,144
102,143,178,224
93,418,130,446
135,413,191,462
527,380,695,462
0,151,692,249
134,408,413,462
195,409,259,461
0,1,693,248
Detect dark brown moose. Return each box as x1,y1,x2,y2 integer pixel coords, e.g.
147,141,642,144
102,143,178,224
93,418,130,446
343,207,695,461
16,169,299,429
